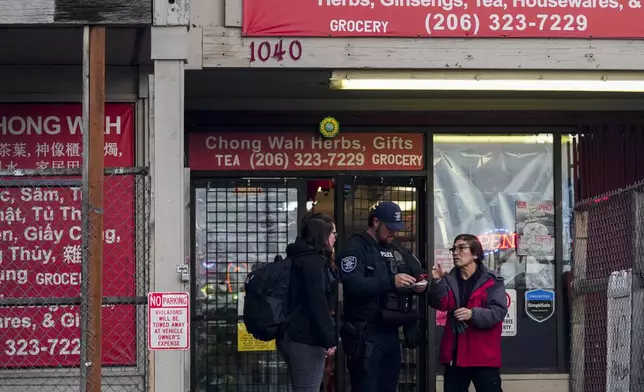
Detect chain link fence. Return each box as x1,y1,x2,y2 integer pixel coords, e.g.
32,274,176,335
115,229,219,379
570,179,644,392
0,167,151,392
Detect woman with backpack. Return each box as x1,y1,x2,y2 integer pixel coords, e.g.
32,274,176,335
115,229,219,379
278,212,339,392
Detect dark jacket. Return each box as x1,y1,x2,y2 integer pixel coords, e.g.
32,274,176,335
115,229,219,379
337,232,424,325
284,238,337,349
337,232,396,324
428,264,507,368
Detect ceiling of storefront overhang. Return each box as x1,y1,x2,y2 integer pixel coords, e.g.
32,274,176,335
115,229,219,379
0,27,151,66
184,69,644,112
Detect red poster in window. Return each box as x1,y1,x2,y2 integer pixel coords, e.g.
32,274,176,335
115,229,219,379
189,132,425,171
0,103,136,368
243,0,644,38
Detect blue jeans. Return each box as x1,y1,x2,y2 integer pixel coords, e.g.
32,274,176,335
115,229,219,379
277,337,326,392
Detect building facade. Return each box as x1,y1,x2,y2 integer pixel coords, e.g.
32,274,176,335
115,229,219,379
172,1,644,391
3,0,644,391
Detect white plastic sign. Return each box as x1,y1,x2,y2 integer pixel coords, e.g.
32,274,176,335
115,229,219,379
502,289,517,337
148,292,190,351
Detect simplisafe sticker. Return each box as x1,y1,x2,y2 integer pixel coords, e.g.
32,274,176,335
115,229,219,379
525,289,555,323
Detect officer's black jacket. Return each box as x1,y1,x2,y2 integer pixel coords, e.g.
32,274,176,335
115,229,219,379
337,231,424,324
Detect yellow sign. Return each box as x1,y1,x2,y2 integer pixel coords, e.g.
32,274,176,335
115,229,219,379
319,116,339,138
237,322,276,352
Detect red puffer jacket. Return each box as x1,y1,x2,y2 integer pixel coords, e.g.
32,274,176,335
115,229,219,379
428,265,507,368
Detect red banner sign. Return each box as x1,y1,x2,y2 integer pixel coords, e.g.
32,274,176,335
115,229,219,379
189,133,425,171
242,0,644,38
0,103,136,368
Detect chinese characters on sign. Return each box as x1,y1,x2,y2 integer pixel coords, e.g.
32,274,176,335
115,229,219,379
148,292,190,351
242,0,644,38
189,133,424,171
0,104,136,368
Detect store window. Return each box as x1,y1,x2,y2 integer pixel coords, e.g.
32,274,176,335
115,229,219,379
433,134,559,371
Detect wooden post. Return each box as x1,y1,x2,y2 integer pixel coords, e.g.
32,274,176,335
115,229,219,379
82,25,106,392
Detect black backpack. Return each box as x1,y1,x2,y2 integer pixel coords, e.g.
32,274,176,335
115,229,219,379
242,252,315,341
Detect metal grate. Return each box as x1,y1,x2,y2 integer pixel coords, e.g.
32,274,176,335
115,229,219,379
340,176,425,392
0,167,151,392
570,180,644,392
193,182,299,392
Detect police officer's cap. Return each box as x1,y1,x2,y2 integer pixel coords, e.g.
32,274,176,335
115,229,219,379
372,201,406,232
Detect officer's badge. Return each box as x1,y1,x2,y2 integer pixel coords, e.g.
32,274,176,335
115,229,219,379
341,256,357,273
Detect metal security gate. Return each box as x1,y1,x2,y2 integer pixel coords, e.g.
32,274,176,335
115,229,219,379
335,176,428,392
191,176,427,392
191,179,307,392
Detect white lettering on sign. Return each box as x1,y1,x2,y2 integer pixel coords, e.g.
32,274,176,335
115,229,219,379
148,292,190,351
0,104,136,369
330,19,390,33
0,116,123,136
502,289,517,337
190,133,426,171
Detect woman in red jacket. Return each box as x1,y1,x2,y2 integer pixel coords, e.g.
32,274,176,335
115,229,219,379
428,234,508,392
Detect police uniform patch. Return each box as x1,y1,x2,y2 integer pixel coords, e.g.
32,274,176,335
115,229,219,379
341,256,357,273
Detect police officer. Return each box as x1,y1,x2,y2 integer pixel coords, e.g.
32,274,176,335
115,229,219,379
337,201,427,392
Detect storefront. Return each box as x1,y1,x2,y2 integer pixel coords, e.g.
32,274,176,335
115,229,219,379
140,0,644,390
183,104,586,391
2,1,644,390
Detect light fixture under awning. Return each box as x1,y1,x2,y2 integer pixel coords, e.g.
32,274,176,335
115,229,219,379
329,70,644,92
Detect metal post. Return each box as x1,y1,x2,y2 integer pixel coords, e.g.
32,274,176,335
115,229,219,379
80,24,106,392
80,25,90,392
553,132,568,373
334,175,348,392
425,131,436,392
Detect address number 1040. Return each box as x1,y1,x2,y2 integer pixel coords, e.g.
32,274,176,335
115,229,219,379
249,39,303,63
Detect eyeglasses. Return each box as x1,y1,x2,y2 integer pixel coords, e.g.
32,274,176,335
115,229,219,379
331,232,338,239
449,245,470,253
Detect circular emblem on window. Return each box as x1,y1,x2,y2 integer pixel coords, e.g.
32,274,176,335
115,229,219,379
319,116,340,138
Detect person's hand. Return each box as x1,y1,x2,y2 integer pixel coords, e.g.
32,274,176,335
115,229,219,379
325,346,336,357
394,273,416,289
454,307,473,321
412,280,428,293
431,263,446,280
431,264,445,280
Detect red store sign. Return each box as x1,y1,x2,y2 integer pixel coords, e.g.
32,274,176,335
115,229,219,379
243,0,644,38
0,103,137,368
189,132,425,171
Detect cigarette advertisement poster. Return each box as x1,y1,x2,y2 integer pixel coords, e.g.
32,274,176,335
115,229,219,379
515,200,555,258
